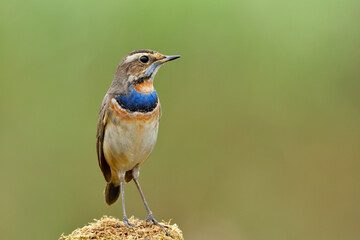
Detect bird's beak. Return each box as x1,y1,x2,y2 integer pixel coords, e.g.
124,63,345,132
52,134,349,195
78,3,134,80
160,55,181,63
143,55,181,77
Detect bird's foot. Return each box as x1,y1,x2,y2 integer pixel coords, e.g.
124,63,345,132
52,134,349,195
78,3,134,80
123,216,135,228
145,214,169,236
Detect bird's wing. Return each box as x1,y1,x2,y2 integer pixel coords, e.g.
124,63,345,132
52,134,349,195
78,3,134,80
96,94,111,182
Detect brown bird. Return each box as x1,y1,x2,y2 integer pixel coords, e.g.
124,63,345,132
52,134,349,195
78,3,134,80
96,49,180,235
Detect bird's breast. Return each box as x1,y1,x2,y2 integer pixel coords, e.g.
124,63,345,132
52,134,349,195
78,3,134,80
103,89,161,173
104,100,161,173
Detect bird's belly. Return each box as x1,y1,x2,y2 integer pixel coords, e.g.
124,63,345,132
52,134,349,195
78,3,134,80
103,118,159,173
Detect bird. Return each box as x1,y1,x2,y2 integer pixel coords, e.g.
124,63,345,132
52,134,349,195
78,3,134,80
96,49,180,235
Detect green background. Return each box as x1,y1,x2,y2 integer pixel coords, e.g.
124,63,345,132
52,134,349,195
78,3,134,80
1,0,359,239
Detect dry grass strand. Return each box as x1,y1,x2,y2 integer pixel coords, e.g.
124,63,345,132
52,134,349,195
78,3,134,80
59,216,183,240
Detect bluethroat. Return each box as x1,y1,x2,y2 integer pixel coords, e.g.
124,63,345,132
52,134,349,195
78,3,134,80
96,49,180,235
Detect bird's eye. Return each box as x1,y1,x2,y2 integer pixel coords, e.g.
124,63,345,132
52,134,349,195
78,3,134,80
140,56,149,63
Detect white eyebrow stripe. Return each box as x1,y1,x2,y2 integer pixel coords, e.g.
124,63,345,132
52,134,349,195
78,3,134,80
124,53,143,63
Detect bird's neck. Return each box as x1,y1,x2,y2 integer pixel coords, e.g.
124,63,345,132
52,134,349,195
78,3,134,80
115,83,158,113
133,80,154,94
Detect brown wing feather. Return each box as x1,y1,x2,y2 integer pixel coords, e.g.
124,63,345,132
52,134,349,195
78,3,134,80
96,95,111,182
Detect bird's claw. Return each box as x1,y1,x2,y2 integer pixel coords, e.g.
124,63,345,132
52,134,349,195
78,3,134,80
145,214,169,236
123,216,135,228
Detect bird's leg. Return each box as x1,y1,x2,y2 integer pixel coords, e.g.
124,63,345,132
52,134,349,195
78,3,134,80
132,167,169,236
119,173,134,228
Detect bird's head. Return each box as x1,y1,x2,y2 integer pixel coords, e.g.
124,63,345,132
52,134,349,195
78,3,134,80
110,49,180,94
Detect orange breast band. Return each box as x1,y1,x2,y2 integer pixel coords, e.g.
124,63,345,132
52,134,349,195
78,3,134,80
110,99,160,122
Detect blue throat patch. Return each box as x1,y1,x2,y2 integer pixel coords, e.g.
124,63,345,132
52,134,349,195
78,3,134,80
115,85,158,112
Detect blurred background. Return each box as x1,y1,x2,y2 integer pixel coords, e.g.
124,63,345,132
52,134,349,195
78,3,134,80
0,0,359,239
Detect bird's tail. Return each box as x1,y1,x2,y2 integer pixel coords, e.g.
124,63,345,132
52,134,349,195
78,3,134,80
104,182,120,205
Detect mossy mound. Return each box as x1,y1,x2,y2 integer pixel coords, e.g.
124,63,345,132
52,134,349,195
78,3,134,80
59,216,183,240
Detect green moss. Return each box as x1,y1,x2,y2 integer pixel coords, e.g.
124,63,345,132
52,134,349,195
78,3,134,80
59,216,183,240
